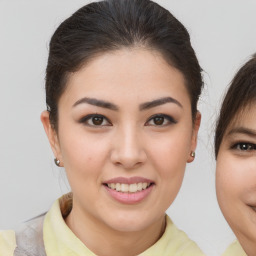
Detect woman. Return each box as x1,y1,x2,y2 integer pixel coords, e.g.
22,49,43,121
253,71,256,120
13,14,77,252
215,54,256,256
0,0,204,255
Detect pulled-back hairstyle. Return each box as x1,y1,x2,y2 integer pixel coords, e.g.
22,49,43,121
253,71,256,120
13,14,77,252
45,0,203,130
215,54,256,157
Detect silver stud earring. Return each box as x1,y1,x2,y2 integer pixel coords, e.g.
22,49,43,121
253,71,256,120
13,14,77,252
54,158,60,167
190,151,195,158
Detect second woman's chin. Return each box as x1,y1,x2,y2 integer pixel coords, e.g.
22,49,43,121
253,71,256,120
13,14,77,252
234,229,256,256
224,203,256,256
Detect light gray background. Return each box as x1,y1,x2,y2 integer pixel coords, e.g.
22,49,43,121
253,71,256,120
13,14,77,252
0,1,256,255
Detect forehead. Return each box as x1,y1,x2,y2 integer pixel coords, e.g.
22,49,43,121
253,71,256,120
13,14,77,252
62,48,190,105
225,104,256,133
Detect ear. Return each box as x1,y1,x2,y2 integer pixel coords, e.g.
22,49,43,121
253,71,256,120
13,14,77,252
41,111,63,167
187,111,201,163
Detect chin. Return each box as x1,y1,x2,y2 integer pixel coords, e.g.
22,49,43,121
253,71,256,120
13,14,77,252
103,211,160,233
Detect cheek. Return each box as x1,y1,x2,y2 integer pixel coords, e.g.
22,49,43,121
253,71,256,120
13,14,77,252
148,135,189,209
58,127,111,180
147,129,191,178
216,155,241,202
216,154,256,205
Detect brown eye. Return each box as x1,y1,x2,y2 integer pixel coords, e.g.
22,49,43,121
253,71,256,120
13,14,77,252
92,116,104,125
146,114,177,126
235,143,255,151
153,116,164,125
79,114,111,127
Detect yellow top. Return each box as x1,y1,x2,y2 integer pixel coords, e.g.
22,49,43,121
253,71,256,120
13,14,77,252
1,195,205,255
222,240,247,256
0,230,16,256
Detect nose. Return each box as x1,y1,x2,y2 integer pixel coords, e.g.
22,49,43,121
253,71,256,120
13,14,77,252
110,127,147,169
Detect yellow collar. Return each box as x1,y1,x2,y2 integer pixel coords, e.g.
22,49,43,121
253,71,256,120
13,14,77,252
43,194,204,256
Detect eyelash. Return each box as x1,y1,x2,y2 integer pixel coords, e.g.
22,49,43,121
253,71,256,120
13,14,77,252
145,114,177,126
79,113,177,127
231,142,256,152
79,114,112,127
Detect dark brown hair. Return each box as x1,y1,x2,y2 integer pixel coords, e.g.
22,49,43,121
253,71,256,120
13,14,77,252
45,0,203,130
215,53,256,157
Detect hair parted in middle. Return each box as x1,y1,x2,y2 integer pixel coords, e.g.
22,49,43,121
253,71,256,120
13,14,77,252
45,0,203,130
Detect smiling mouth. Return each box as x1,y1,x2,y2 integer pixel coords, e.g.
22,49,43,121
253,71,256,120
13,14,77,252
104,182,153,193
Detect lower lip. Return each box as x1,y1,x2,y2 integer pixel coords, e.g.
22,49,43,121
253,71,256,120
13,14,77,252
104,185,154,204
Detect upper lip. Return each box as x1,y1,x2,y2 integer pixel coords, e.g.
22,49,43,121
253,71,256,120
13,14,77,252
103,176,154,185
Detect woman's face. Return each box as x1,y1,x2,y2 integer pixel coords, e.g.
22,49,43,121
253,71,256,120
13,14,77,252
42,48,200,233
216,106,256,255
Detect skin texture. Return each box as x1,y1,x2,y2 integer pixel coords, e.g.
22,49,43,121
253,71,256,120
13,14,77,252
41,48,200,256
216,107,256,256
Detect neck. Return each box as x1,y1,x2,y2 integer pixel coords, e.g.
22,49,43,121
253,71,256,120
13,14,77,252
65,206,166,256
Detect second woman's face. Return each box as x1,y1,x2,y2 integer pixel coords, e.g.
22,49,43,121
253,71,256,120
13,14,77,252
216,107,256,255
50,49,199,233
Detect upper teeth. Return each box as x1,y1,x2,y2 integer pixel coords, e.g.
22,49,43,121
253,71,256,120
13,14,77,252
107,182,150,193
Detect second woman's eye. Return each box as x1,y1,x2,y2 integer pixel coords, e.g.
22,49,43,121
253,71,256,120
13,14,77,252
79,114,111,127
146,114,177,126
232,142,256,151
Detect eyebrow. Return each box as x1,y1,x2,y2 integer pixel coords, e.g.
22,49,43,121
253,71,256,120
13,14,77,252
73,97,119,110
227,127,256,138
139,97,183,110
73,96,182,111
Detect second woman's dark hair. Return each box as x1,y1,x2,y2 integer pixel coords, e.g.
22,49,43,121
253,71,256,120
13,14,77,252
215,54,256,157
45,0,203,129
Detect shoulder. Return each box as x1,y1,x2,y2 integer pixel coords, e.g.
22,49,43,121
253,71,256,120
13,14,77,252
14,213,46,255
164,216,205,255
0,230,16,256
139,216,205,256
0,214,46,256
222,240,247,256
0,214,47,256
